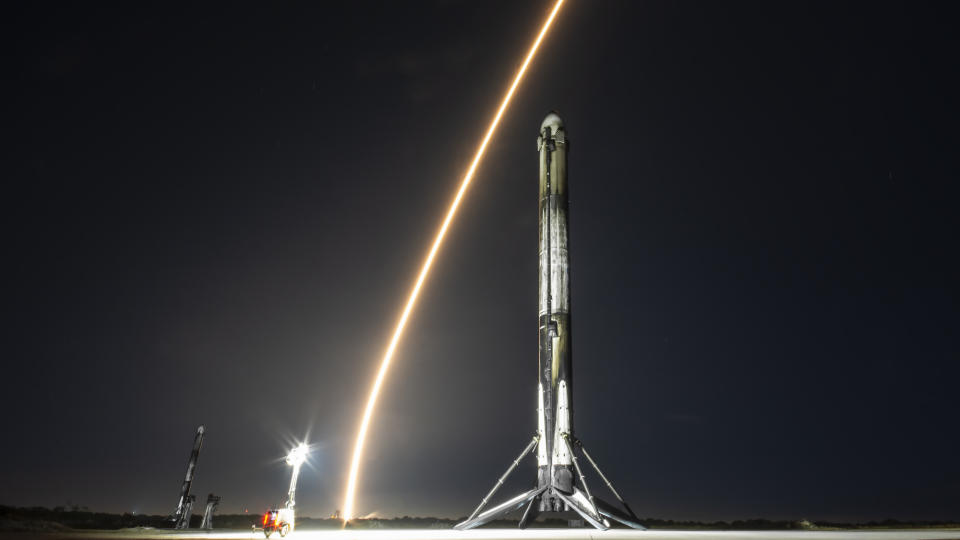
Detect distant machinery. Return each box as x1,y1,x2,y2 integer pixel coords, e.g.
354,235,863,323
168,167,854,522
171,425,205,529
262,443,309,538
200,494,221,530
455,114,645,531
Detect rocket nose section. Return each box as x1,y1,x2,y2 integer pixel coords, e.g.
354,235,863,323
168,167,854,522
540,111,564,135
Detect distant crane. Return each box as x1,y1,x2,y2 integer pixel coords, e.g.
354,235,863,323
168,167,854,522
171,425,205,529
200,493,221,530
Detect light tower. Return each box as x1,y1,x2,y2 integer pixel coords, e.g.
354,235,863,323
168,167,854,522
285,443,309,509
262,443,309,538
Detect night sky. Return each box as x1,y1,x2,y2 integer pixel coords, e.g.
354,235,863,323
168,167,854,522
6,0,959,523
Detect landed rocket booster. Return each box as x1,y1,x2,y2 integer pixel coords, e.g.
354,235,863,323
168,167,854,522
455,113,644,531
536,112,574,511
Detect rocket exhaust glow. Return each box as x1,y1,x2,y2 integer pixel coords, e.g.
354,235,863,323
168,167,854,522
341,0,566,522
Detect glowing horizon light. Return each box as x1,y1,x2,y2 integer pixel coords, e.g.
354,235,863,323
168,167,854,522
341,0,567,523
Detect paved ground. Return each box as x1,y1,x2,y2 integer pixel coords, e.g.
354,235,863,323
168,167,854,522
5,529,960,540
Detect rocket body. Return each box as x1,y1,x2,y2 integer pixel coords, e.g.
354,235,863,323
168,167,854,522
455,112,643,531
536,112,574,511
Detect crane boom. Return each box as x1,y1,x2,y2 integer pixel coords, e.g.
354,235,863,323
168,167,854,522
172,425,205,529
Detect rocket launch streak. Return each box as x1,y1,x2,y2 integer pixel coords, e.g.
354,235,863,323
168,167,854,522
341,0,566,522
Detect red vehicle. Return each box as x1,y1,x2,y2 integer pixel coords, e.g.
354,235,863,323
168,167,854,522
262,508,294,538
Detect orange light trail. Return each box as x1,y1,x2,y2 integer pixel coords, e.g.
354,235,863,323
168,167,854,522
341,0,566,522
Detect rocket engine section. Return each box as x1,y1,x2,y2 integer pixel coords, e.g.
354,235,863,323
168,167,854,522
536,112,575,510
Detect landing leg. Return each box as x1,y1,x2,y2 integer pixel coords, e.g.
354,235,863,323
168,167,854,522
454,435,540,530
553,490,608,530
455,487,546,530
518,497,539,529
562,433,603,522
574,437,645,529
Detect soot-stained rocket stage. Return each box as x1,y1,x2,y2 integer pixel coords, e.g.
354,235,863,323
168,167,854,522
455,113,645,531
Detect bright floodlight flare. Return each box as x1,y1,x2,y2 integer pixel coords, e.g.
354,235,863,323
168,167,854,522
286,443,309,467
341,0,567,523
260,443,311,538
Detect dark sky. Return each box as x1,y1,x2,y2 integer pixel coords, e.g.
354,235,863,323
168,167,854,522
6,0,959,523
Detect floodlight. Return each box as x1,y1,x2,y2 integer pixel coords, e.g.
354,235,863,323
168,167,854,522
286,443,308,467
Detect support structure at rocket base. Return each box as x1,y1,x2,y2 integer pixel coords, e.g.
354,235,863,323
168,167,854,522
455,113,645,531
